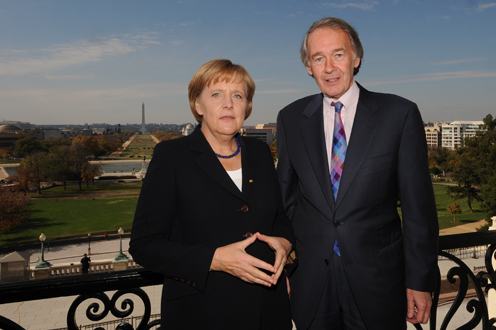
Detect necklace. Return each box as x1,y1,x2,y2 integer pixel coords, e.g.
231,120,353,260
215,137,240,159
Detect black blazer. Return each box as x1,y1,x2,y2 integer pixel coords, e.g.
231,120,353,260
277,83,439,330
130,127,294,330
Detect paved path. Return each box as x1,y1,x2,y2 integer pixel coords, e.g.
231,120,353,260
108,135,137,157
0,221,492,329
440,219,488,235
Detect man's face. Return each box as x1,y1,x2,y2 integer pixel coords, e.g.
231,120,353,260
305,27,361,99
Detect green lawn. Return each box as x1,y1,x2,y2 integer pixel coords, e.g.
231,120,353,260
433,183,486,230
0,182,141,247
120,135,156,158
0,181,488,247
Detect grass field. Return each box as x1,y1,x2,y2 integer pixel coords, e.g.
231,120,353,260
120,135,156,158
432,183,486,229
0,181,488,247
0,182,142,247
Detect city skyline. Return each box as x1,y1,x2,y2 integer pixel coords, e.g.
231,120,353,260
0,1,495,126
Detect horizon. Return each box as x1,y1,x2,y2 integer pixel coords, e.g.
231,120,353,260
1,1,495,126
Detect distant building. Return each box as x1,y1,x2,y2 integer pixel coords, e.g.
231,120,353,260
424,124,442,147
240,123,277,145
0,120,35,130
42,128,92,140
182,124,195,136
0,125,44,148
441,121,484,150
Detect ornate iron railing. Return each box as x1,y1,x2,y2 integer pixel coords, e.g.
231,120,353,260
1,231,496,330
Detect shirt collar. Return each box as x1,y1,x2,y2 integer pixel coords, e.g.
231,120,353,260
323,80,359,112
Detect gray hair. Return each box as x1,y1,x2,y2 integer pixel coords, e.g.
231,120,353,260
300,17,364,76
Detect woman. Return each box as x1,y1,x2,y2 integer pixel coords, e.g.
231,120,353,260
129,59,294,330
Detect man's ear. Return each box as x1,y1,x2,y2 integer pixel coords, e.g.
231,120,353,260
306,65,314,77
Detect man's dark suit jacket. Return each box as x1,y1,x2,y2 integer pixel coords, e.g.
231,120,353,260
130,127,294,330
277,83,439,330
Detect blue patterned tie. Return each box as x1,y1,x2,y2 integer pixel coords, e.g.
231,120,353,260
331,101,347,201
331,101,346,256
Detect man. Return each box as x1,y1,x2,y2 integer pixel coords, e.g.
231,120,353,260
81,253,91,274
277,17,438,330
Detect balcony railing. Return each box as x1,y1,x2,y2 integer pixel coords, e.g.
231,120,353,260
1,231,496,330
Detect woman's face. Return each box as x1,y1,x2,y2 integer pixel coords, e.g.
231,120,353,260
196,76,248,139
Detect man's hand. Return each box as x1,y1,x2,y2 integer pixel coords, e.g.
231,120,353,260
255,233,292,285
406,288,432,324
210,233,275,287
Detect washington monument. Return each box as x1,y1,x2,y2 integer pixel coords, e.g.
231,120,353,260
140,102,147,134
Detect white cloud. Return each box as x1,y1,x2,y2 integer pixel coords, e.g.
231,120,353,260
0,32,160,76
365,70,496,86
476,3,496,12
322,1,379,11
431,57,486,65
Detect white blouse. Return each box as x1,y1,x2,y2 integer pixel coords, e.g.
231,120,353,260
226,168,242,191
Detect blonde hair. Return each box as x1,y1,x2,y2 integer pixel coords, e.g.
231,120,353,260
188,59,255,123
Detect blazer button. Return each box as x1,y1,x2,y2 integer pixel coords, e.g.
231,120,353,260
325,259,329,265
334,221,340,227
241,205,249,213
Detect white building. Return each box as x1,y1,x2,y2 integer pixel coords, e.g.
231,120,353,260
424,124,442,147
182,124,195,136
441,121,484,150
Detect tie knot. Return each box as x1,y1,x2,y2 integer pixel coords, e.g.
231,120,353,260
331,101,343,113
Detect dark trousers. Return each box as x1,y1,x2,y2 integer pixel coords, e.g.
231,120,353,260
308,254,367,330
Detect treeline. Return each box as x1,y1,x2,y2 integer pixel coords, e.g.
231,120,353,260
6,132,134,194
152,130,182,142
1,131,134,159
428,114,496,229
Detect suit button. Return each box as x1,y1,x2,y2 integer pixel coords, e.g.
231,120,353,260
325,259,329,265
334,221,340,227
241,205,249,213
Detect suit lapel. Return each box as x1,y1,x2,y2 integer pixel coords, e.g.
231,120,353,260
335,84,381,209
301,94,336,214
190,127,246,201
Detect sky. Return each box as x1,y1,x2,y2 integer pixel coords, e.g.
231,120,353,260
0,0,495,126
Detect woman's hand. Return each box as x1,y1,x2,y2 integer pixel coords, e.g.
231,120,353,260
210,233,275,287
255,233,292,285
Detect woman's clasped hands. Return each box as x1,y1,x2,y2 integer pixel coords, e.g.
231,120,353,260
210,232,292,287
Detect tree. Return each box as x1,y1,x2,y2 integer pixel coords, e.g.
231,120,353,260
0,188,32,232
16,152,49,194
41,137,71,152
73,136,100,156
153,130,181,141
71,141,91,190
46,145,74,190
447,201,462,222
270,137,278,163
462,114,496,226
13,137,43,158
446,151,481,213
81,163,102,187
428,146,454,177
